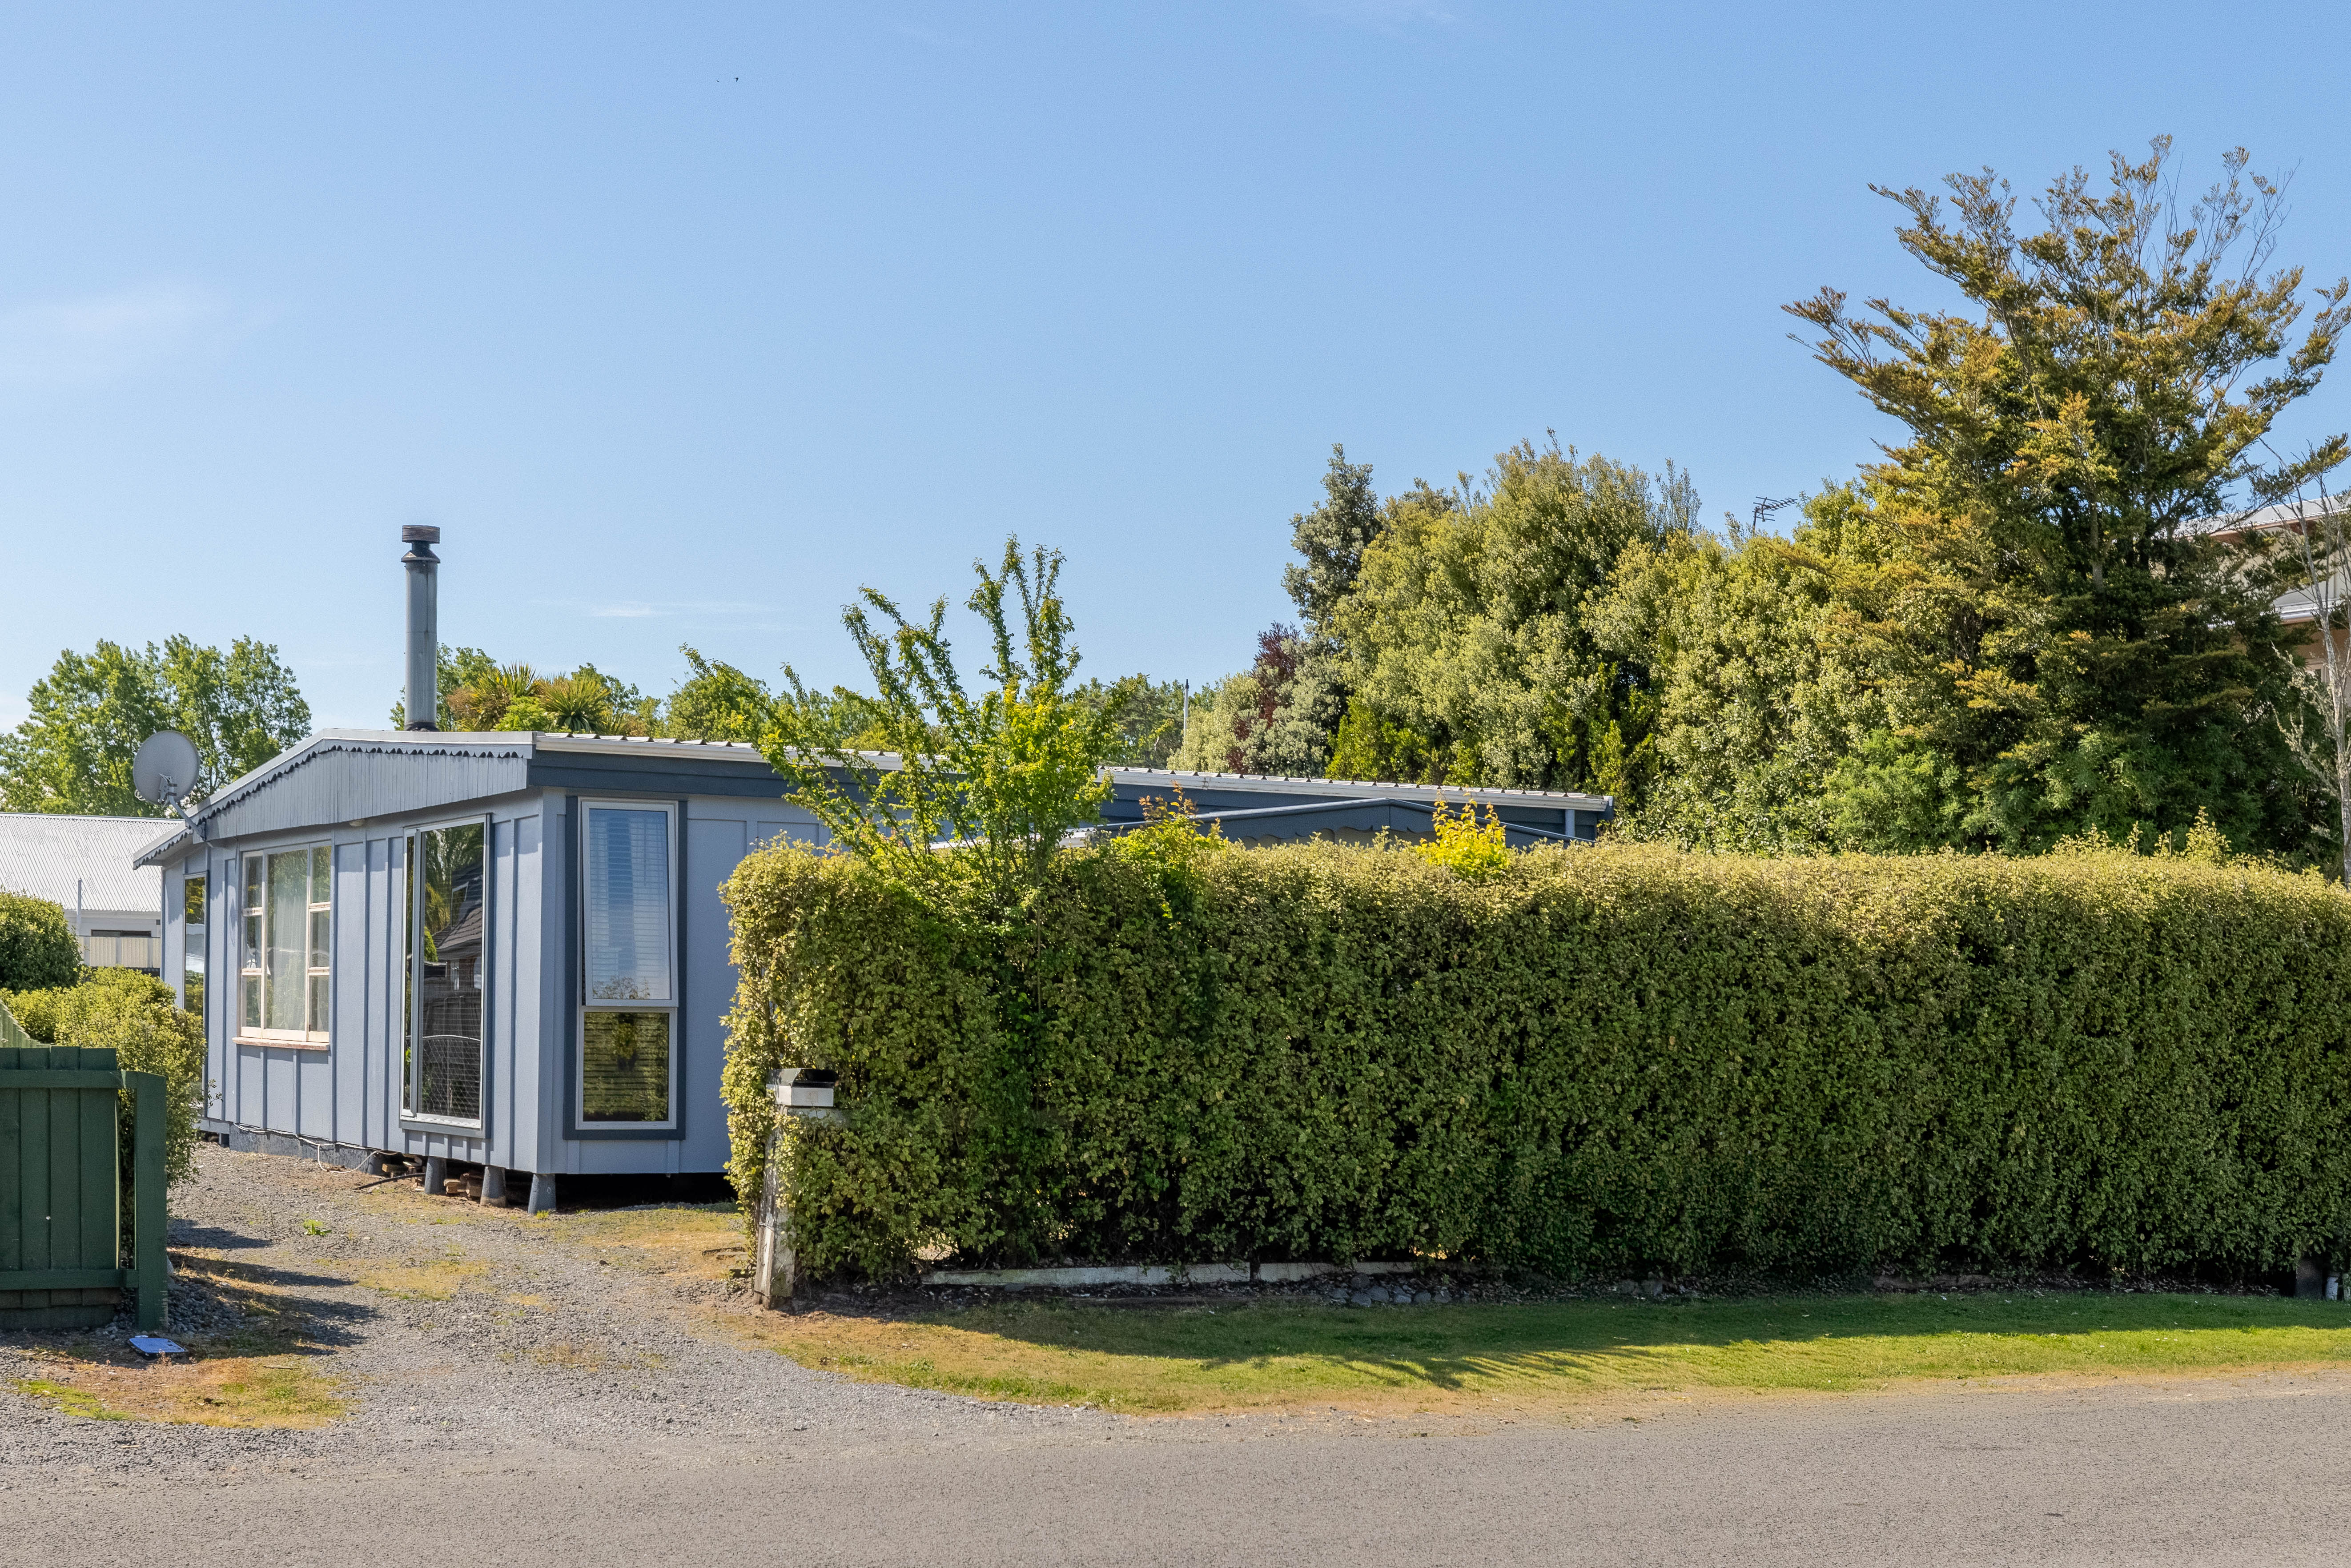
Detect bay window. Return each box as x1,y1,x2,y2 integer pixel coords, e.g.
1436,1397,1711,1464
580,802,675,1126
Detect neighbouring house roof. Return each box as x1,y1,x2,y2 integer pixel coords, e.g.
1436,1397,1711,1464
2177,499,2351,630
1104,767,1607,808
1097,767,1612,847
0,812,167,917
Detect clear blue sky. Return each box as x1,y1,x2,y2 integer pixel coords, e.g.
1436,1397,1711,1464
5,1,2347,730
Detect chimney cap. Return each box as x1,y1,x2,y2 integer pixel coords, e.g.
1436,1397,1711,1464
401,525,442,544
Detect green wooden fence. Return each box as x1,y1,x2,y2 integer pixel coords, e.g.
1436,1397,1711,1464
0,1014,167,1330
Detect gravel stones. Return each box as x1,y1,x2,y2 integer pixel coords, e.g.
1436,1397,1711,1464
0,1144,1092,1484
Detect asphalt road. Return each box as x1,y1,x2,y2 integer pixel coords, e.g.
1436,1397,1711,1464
13,1370,2351,1566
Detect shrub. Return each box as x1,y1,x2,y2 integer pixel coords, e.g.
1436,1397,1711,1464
722,837,2351,1284
1414,799,1510,877
0,889,80,991
3,969,205,1188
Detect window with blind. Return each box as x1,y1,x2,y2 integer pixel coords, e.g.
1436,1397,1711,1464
238,845,330,1045
580,802,675,1126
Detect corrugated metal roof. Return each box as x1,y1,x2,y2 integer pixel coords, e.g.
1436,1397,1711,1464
0,813,166,915
1105,766,1613,811
129,728,1615,868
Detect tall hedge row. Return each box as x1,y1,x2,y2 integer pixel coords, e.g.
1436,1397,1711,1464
720,839,2351,1283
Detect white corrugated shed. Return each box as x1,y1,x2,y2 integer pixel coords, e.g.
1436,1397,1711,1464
0,812,171,918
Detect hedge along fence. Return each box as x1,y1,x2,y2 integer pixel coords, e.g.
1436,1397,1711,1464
720,837,2351,1284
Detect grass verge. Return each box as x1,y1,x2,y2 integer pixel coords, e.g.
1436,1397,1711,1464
747,1291,2351,1419
13,1352,345,1427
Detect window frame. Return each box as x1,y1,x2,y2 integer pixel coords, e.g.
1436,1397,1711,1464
234,843,332,1049
181,871,207,1024
576,799,680,1131
403,815,493,1132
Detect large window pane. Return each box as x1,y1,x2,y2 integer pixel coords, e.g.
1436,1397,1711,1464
401,837,414,1115
582,1011,669,1123
183,874,206,1023
417,823,486,1122
241,859,262,970
585,808,671,1003
265,851,307,1032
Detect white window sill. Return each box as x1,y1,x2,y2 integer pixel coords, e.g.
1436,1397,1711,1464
235,1034,330,1053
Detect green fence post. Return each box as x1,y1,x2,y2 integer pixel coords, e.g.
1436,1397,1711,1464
127,1070,166,1331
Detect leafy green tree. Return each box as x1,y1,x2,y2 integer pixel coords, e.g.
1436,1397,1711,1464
1174,447,1392,778
0,636,310,815
666,647,778,742
1077,675,1186,767
1327,439,1696,793
1787,139,2346,856
1283,445,1385,642
389,645,496,728
1170,626,1342,776
400,651,655,736
1591,491,1881,849
767,538,1139,921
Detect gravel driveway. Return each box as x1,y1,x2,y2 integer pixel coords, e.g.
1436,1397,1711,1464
11,1145,2351,1565
0,1142,1102,1482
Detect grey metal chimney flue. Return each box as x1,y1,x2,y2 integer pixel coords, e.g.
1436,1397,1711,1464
402,526,441,731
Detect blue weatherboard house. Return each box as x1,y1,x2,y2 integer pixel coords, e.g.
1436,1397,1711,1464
130,528,1611,1205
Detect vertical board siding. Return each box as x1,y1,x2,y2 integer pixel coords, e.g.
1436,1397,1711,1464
333,840,368,1147
195,786,775,1176
541,795,569,1176
374,834,398,1153
685,815,749,1176
236,1047,263,1134
506,815,541,1175
213,853,235,1127
264,1050,294,1136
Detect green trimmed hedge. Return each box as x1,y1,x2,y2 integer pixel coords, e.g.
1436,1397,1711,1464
0,889,80,992
721,839,2351,1283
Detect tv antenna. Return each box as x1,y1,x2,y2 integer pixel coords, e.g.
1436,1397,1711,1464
1752,496,1799,533
132,730,202,819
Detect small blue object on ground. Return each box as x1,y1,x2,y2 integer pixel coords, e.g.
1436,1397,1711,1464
128,1336,185,1357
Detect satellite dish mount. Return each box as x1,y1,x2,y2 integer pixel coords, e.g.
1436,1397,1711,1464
133,730,203,820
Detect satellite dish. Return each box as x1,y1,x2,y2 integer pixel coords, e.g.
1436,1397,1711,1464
133,730,202,811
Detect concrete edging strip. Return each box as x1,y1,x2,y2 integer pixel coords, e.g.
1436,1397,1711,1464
919,1260,1416,1288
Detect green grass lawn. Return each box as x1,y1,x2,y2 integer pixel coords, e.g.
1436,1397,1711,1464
749,1290,2351,1418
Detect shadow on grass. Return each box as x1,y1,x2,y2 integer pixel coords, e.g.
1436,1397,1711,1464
890,1291,2351,1395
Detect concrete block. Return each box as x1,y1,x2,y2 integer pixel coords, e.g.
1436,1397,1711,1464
526,1172,558,1214
1256,1262,1338,1283
1182,1264,1250,1285
481,1166,508,1206
923,1262,1254,1288
423,1156,447,1195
